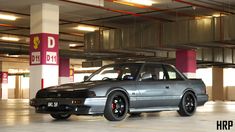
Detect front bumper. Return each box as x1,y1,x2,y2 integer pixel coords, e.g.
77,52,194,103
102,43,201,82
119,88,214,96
30,97,107,115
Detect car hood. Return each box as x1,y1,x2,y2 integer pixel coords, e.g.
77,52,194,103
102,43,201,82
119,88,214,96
44,81,112,91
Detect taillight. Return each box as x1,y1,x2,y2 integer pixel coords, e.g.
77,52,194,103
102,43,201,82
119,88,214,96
203,86,207,94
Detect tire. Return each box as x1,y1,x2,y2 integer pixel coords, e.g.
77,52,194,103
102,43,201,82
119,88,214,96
50,113,71,120
177,91,197,116
104,91,128,121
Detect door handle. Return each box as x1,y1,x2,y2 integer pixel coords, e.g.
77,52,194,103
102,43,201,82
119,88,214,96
165,86,170,89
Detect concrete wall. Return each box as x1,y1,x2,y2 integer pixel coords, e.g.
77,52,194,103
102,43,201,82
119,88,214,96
8,89,29,99
225,86,235,101
207,86,235,101
206,86,212,101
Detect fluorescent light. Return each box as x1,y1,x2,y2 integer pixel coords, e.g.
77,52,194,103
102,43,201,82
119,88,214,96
76,25,97,32
0,14,17,21
9,55,20,57
212,14,226,17
212,14,220,17
0,37,20,41
69,44,78,47
69,43,84,47
123,0,155,6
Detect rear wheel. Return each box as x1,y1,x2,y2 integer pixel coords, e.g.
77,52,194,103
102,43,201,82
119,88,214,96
104,91,128,121
177,92,197,116
50,113,71,120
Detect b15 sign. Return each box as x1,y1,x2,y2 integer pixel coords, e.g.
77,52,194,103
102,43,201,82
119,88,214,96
30,33,59,65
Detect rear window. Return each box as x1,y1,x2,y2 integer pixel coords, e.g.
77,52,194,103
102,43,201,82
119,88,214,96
164,65,183,80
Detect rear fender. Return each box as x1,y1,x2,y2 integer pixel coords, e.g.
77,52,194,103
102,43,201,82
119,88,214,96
181,88,197,99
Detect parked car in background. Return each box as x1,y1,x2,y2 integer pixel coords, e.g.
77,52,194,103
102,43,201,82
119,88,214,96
30,62,208,121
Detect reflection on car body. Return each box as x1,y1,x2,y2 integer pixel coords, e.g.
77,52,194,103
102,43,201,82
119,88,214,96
30,62,208,121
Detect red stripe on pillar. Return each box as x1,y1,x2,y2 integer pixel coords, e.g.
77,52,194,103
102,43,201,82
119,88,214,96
59,58,70,77
41,79,44,89
176,49,196,73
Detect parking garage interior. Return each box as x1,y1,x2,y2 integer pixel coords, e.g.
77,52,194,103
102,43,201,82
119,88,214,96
0,0,235,131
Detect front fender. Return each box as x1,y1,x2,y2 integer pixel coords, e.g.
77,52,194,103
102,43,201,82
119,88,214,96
106,87,130,98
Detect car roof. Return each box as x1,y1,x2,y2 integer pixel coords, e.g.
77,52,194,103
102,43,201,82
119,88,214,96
105,62,173,66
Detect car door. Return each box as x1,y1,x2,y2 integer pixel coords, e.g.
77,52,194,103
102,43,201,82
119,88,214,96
162,64,188,106
135,63,170,108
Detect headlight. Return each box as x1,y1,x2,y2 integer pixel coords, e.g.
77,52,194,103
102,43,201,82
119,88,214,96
87,91,96,97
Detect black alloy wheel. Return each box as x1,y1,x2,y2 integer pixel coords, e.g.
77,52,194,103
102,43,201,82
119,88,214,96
104,91,128,121
178,91,197,116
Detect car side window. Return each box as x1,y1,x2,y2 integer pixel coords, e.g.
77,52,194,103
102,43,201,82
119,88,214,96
141,64,166,81
164,65,183,80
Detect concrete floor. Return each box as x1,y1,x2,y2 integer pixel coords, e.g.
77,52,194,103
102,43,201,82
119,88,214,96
0,100,235,132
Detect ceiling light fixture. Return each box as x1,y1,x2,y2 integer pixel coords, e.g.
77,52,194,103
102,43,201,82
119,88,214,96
212,14,220,17
0,36,20,41
121,0,156,6
0,14,17,21
76,25,97,32
69,44,78,47
69,43,84,47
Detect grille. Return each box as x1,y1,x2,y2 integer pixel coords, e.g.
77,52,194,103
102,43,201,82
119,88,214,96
36,90,89,98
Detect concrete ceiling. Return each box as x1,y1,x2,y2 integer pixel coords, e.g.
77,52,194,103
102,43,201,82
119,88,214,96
1,0,235,63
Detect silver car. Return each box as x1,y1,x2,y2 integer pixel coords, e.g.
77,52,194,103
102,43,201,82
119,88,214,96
30,62,208,121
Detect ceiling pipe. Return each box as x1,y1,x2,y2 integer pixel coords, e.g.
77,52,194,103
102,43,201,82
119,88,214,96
173,0,235,14
0,9,116,29
0,32,84,43
209,0,235,10
0,23,28,29
0,43,104,59
0,42,150,60
59,19,116,29
0,23,83,37
78,6,192,23
194,0,235,11
105,0,195,18
59,0,173,22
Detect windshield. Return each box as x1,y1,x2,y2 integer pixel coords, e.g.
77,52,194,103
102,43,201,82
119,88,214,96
88,64,142,81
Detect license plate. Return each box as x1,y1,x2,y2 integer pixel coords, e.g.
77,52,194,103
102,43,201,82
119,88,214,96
47,102,59,107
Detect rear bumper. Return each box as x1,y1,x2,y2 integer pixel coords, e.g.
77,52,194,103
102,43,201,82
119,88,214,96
30,97,107,115
197,94,208,106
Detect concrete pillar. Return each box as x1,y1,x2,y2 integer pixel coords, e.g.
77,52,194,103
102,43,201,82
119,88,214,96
29,3,59,99
176,49,196,78
14,75,21,99
212,67,224,101
0,63,8,99
59,58,71,84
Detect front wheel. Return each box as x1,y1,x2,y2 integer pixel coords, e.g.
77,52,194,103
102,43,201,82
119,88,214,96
104,91,128,121
50,113,71,120
177,92,197,116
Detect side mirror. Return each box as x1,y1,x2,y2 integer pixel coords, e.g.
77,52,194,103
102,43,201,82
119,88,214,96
83,76,89,81
141,72,152,81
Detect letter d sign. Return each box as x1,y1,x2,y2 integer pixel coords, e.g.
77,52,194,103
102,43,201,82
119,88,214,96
48,36,55,48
